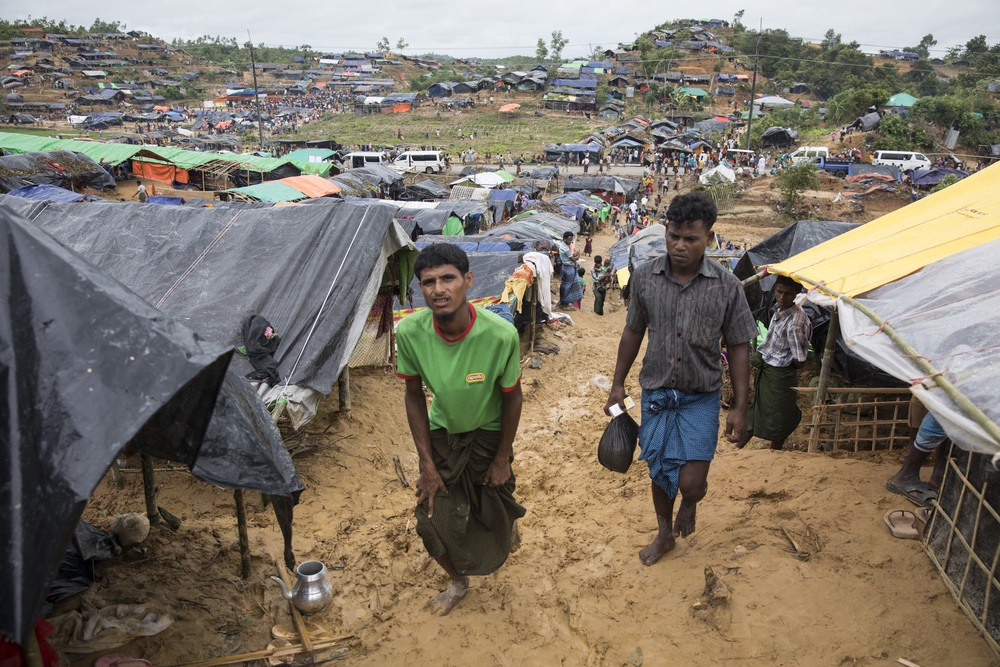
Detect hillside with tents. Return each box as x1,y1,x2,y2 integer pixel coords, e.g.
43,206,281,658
2,11,1000,667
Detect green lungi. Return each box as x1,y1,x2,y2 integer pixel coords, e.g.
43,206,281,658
415,429,526,576
748,360,801,442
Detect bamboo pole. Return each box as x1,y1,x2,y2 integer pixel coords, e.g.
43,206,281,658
337,368,351,412
273,559,313,652
788,272,1000,452
168,637,351,667
740,270,766,288
234,489,251,579
808,305,839,453
141,454,160,525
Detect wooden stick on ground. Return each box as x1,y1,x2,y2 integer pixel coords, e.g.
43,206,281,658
234,489,251,580
168,636,352,667
274,558,313,652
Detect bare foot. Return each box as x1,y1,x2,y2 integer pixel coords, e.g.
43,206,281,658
510,522,521,553
674,500,698,538
431,577,469,616
639,533,676,566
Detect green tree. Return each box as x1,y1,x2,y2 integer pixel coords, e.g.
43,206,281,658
929,174,960,194
774,164,819,217
549,30,568,62
376,36,390,53
964,35,988,57
821,29,842,50
395,38,409,51
733,9,746,31
908,34,937,58
89,18,123,33
535,38,548,61
825,85,891,125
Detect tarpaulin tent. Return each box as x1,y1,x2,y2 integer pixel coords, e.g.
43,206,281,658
761,126,799,148
451,172,507,188
227,180,310,202
514,211,580,237
733,219,898,386
768,163,1000,297
884,92,918,108
852,112,881,132
395,208,453,237
563,175,639,200
478,220,556,243
910,167,969,186
0,205,231,644
754,95,795,109
699,164,736,185
6,183,102,203
406,179,451,199
1,196,414,417
735,220,861,318
0,151,116,192
837,238,1000,454
765,163,1000,450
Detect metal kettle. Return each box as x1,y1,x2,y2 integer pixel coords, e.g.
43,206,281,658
271,560,332,615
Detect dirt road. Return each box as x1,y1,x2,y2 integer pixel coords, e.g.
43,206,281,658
77,229,997,667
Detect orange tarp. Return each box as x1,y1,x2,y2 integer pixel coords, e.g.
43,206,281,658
277,175,341,198
132,161,189,185
498,103,521,113
392,102,411,113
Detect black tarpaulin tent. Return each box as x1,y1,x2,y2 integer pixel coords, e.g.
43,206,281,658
0,150,116,192
734,220,860,317
1,196,412,412
406,179,451,199
735,219,903,386
0,205,234,644
761,126,799,148
852,112,881,132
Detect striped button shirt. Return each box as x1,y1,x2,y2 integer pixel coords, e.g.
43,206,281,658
626,255,757,392
759,304,812,368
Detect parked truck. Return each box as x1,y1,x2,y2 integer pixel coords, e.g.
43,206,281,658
817,157,901,181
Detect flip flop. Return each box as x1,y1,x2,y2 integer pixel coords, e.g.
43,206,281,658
885,480,938,507
884,509,920,540
913,506,932,526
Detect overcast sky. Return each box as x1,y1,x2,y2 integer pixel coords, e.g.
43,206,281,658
14,2,1000,58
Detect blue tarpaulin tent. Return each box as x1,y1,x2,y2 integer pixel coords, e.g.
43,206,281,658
6,184,101,203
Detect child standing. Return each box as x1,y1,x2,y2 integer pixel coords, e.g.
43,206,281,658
583,234,593,257
574,266,586,309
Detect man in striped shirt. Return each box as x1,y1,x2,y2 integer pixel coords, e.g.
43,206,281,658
605,193,756,566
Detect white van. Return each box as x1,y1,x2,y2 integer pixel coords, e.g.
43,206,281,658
342,151,387,170
392,150,446,174
871,150,931,172
788,146,829,166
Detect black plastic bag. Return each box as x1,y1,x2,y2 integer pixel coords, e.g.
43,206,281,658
598,412,639,473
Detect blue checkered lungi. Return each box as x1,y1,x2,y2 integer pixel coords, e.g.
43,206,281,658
638,387,721,498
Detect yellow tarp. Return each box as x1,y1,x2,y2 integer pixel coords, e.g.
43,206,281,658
769,162,1000,296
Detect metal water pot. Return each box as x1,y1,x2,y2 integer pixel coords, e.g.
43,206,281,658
271,560,332,615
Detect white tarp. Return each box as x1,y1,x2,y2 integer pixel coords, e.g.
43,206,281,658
699,164,736,185
450,172,506,188
825,238,1000,455
754,95,795,109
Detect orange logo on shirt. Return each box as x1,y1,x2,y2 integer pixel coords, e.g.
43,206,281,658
466,373,485,383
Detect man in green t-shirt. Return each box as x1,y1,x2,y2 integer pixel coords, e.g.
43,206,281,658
396,243,525,616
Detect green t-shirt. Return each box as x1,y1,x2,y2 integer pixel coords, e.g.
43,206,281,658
397,304,521,433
